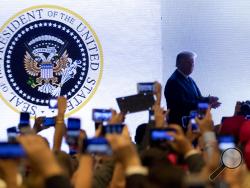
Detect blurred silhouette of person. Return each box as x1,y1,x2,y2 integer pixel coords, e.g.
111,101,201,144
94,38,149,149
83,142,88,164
164,51,221,126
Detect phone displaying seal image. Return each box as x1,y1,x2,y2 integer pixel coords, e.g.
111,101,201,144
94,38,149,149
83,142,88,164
49,98,58,109
218,135,235,151
103,124,125,135
137,82,155,94
92,109,112,122
83,137,112,155
7,127,19,143
0,142,25,158
43,117,55,127
197,103,209,119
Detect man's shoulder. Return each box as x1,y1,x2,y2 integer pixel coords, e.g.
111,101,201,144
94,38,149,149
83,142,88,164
166,70,181,84
165,71,181,95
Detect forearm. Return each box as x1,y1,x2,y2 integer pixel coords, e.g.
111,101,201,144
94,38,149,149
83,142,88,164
202,131,220,171
0,161,20,188
109,163,125,188
53,114,65,151
75,155,93,188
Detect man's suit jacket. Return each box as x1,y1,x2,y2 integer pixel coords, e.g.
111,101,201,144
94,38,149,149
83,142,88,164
164,69,209,125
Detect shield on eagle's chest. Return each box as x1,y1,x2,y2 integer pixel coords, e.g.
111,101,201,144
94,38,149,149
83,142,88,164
41,64,53,79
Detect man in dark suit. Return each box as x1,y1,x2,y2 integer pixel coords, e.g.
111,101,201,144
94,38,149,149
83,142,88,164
164,51,221,126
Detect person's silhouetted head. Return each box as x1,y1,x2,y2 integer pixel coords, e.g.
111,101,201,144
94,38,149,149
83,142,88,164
176,51,197,76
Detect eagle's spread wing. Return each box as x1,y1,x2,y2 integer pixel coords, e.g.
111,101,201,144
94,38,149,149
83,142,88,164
24,52,40,76
54,51,68,75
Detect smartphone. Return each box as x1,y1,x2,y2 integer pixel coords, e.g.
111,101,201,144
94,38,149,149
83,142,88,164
6,127,18,143
49,98,58,109
149,110,155,122
66,118,81,154
19,112,30,127
197,103,209,119
67,118,81,130
83,137,112,155
150,128,176,148
137,82,155,94
43,117,56,127
92,109,112,122
0,142,25,158
189,110,199,131
18,112,32,134
182,117,199,131
150,128,175,142
190,118,199,132
218,136,235,151
103,124,125,135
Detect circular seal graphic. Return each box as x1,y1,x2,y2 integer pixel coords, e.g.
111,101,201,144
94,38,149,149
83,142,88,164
0,5,103,116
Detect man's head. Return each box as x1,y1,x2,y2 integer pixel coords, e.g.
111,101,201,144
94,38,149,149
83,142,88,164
176,51,197,76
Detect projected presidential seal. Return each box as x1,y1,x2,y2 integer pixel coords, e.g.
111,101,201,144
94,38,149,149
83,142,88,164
0,5,103,116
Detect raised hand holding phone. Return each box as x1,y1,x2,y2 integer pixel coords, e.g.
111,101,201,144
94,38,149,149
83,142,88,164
195,107,214,134
167,124,193,155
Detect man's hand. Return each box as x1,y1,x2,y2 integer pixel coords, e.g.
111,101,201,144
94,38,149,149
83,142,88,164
195,108,214,134
167,124,193,155
121,125,131,140
152,104,169,128
18,135,63,177
185,122,201,144
209,96,221,109
154,81,162,105
33,116,46,133
108,109,125,124
106,134,141,169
